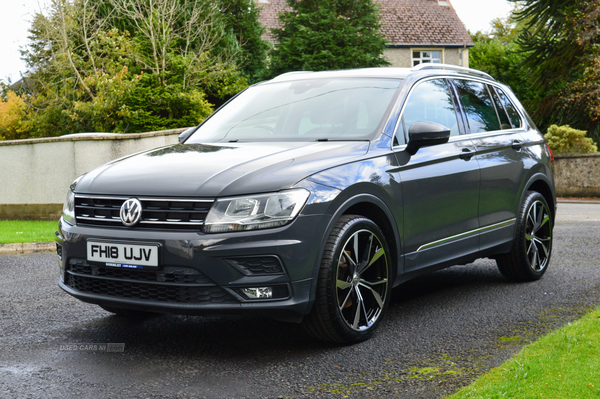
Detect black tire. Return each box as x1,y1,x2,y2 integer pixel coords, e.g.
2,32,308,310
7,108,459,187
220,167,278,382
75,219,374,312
302,215,392,344
496,191,553,281
99,305,160,318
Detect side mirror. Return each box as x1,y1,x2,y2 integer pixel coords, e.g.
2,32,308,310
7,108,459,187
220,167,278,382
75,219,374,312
405,121,451,155
178,126,198,144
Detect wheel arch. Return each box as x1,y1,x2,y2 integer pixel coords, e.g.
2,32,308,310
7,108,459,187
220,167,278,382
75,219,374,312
524,173,557,221
343,201,400,285
306,193,403,314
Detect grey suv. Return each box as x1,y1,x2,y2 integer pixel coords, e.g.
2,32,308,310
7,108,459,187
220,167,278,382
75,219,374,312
56,65,555,343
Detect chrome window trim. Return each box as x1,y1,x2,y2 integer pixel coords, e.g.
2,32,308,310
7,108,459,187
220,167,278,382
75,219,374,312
465,128,525,140
390,75,462,150
390,75,527,151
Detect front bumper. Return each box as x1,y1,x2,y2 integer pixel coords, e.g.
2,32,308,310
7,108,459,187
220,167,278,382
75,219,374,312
56,213,328,322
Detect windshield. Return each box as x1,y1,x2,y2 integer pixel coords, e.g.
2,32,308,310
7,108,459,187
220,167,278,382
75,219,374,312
187,78,402,143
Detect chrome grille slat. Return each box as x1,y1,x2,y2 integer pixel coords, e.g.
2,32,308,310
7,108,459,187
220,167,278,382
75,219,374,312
143,209,210,214
74,195,213,230
77,205,121,210
77,216,122,222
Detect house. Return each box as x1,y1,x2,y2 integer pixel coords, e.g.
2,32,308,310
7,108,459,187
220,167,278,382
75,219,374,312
254,0,474,68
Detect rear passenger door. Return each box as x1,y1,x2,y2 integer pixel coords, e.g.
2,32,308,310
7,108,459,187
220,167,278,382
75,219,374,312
450,79,529,252
394,78,480,276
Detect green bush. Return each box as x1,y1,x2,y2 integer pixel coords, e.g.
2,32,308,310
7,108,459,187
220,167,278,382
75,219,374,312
544,124,598,154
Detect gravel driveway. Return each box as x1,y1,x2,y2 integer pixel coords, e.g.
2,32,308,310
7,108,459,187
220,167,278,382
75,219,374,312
1,202,599,398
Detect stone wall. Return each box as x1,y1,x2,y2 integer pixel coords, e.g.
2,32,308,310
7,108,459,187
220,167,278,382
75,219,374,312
0,129,186,220
553,153,600,198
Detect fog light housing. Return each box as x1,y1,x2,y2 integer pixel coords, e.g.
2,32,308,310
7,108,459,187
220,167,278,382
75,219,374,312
56,242,63,260
241,287,273,299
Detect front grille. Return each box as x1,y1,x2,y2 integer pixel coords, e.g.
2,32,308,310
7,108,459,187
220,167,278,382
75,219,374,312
74,195,213,230
65,259,237,304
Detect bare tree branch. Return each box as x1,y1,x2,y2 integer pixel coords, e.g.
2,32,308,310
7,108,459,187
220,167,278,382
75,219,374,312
109,0,234,88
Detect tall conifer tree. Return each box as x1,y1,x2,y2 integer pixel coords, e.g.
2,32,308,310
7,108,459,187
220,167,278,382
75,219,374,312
268,0,389,77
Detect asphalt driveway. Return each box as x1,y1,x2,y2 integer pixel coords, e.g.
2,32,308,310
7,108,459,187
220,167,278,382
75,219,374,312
1,202,599,398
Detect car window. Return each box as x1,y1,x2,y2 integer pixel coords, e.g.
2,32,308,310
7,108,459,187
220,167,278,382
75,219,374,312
489,86,512,129
400,78,460,141
495,87,523,129
187,78,402,143
453,79,500,133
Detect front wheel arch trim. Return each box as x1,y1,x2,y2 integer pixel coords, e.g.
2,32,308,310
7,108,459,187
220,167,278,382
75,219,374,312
305,194,402,314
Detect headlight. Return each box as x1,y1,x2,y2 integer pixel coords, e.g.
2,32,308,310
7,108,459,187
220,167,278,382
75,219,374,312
62,176,82,225
204,189,310,233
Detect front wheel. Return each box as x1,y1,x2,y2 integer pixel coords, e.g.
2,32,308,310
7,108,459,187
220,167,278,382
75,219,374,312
496,191,553,281
302,215,392,344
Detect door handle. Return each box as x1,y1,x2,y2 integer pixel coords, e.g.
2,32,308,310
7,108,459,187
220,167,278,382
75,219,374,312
512,140,523,150
459,148,474,160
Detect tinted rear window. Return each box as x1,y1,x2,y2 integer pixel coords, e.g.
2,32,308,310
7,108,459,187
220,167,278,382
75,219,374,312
489,86,512,129
495,87,523,129
453,79,500,133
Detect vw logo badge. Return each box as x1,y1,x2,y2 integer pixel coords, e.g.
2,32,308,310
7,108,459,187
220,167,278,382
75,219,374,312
120,198,142,227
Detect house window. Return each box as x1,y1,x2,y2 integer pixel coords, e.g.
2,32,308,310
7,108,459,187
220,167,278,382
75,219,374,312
412,50,442,67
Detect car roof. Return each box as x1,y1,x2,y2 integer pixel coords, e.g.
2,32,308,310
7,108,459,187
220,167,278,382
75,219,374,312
268,64,495,84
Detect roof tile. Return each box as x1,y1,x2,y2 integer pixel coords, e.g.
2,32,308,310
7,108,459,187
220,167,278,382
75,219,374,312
254,0,473,46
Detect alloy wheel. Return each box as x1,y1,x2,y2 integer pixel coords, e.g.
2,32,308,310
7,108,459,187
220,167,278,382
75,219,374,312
525,199,552,272
335,229,389,331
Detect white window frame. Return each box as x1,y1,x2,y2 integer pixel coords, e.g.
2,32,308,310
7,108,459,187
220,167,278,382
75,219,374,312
411,49,444,67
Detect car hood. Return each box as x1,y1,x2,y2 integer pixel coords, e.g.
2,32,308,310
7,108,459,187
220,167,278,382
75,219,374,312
75,141,370,197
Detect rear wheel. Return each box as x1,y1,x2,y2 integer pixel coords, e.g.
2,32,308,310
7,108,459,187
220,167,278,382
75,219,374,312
496,191,553,281
303,215,392,343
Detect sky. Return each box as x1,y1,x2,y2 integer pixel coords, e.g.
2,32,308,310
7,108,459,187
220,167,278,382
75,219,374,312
0,0,514,84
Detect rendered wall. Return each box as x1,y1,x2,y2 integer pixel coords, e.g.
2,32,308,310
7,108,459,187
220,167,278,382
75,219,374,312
383,48,412,67
383,47,469,68
0,129,185,220
2,129,598,221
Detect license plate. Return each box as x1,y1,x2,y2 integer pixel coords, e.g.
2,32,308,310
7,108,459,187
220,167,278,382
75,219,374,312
87,241,159,268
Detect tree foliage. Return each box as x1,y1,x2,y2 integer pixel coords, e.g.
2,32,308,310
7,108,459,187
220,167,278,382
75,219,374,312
218,0,269,82
511,0,600,140
0,91,28,140
7,0,268,139
268,0,389,77
469,18,533,104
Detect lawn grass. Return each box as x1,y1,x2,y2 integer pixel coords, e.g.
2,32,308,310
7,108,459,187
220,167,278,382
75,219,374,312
450,307,600,398
0,220,57,244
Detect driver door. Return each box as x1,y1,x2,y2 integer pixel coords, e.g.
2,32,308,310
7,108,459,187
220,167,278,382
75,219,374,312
393,78,481,276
